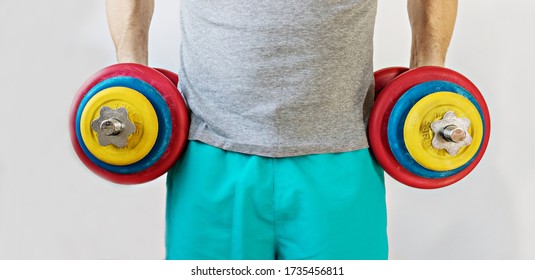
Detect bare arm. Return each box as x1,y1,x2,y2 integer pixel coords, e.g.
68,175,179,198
105,0,154,65
408,0,458,68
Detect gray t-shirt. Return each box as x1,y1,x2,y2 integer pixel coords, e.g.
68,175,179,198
178,0,377,157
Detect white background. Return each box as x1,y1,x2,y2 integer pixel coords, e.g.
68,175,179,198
0,0,533,259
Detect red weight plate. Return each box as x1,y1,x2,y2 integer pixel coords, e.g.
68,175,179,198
154,68,179,86
374,67,409,98
368,66,491,189
69,63,189,184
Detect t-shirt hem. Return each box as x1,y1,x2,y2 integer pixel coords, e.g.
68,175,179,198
187,135,370,158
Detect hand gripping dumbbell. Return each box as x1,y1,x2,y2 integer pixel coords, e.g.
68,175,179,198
69,63,189,184
369,66,491,189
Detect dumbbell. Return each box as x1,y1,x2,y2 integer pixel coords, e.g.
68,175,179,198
368,66,491,189
69,63,189,184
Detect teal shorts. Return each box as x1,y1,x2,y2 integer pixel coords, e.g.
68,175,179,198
166,141,387,260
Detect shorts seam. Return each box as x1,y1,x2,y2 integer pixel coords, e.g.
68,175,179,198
271,157,279,259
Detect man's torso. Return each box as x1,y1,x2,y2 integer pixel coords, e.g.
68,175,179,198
179,0,378,157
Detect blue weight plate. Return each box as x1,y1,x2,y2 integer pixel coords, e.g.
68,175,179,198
75,76,172,174
387,80,486,178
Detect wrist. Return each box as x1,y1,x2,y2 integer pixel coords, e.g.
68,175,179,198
114,33,149,65
116,52,148,65
410,49,446,68
410,57,445,68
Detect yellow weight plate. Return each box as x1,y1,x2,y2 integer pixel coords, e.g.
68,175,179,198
403,91,484,171
80,87,159,166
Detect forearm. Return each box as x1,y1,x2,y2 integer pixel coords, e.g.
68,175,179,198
408,0,458,68
105,0,154,65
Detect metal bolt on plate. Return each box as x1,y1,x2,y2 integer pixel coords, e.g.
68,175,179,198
430,111,472,156
90,106,136,148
